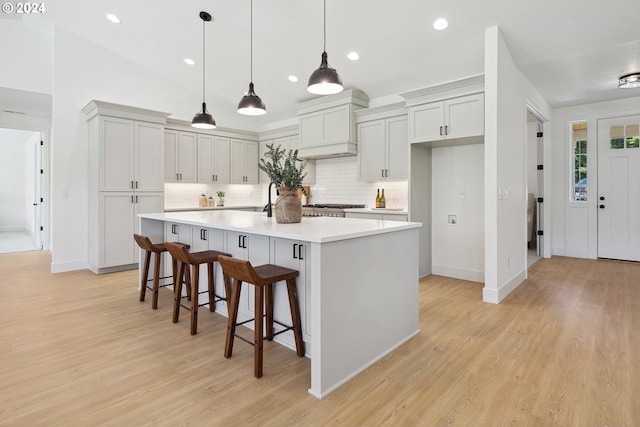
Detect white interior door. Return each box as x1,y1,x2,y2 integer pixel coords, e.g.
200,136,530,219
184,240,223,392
597,116,640,261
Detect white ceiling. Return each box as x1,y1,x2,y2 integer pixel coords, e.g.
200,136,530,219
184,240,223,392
23,0,640,125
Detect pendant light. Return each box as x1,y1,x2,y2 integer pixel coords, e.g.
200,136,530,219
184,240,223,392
307,0,343,95
192,11,216,129
237,0,266,115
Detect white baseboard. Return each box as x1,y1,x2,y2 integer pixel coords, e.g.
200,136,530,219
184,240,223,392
483,268,526,304
51,259,88,273
432,264,484,283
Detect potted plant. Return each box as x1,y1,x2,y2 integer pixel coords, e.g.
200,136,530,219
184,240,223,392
258,143,307,223
216,191,225,206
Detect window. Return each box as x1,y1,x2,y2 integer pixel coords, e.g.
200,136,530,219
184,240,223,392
571,121,587,202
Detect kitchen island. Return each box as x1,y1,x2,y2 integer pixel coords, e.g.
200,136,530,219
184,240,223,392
138,210,421,398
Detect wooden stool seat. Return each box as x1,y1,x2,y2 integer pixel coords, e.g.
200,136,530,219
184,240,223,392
218,255,305,378
133,234,189,310
165,242,231,335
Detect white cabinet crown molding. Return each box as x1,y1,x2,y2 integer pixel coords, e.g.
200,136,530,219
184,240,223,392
82,100,170,123
258,124,299,141
296,89,369,116
355,102,407,123
399,75,485,107
165,117,259,141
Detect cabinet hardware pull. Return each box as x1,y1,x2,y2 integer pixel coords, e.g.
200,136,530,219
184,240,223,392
212,174,215,182
131,195,134,203
135,181,138,189
135,195,138,203
381,169,384,178
238,235,242,248
201,229,207,240
172,224,177,234
440,126,443,136
180,173,183,180
298,244,303,260
130,181,134,189
214,174,217,181
386,169,389,177
293,243,298,259
242,235,247,248
445,125,448,135
176,173,179,180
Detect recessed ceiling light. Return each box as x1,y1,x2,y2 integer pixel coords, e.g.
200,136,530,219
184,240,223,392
184,58,196,65
288,75,299,82
433,18,448,31
106,14,121,24
619,72,640,88
347,52,360,61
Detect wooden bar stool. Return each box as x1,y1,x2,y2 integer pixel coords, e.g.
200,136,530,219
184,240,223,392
133,234,190,310
164,241,231,335
217,255,305,378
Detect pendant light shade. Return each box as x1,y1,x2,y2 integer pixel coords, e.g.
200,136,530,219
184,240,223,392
307,0,343,95
192,11,216,129
238,0,266,115
619,73,640,89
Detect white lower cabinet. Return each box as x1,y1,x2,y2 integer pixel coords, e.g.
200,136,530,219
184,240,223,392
190,226,226,310
97,192,163,270
270,237,310,343
223,231,270,322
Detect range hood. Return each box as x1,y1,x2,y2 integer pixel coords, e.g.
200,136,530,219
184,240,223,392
298,141,357,159
297,89,369,159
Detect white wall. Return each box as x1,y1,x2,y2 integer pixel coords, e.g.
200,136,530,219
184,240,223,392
431,144,484,282
484,27,552,303
0,18,52,94
551,96,640,259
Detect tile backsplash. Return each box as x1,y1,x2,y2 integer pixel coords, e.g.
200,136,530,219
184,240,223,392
164,156,408,210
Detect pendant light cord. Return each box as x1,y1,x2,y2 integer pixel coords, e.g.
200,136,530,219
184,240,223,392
202,17,206,103
250,0,253,83
323,0,326,52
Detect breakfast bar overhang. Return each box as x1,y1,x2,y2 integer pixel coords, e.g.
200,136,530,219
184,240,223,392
138,210,421,398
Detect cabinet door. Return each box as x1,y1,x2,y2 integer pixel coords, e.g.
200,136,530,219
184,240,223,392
101,117,135,191
386,116,409,179
197,134,214,183
135,122,164,191
245,140,259,184
299,113,323,148
164,130,179,182
134,193,164,263
358,120,386,181
164,221,192,278
408,102,444,143
100,192,135,267
177,132,197,183
230,139,258,184
271,238,310,341
323,105,351,144
213,137,230,184
444,93,485,140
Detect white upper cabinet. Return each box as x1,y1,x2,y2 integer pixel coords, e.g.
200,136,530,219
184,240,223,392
356,104,408,181
197,134,229,184
98,116,165,192
230,139,258,184
164,130,197,183
409,93,484,144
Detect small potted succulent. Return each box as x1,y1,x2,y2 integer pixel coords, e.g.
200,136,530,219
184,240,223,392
216,191,225,206
258,143,307,223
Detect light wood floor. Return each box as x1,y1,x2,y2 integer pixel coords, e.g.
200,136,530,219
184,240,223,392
1,252,638,426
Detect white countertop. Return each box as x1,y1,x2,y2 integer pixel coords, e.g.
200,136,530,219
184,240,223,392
344,208,408,215
140,210,421,243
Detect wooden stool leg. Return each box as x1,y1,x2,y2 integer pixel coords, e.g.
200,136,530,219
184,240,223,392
286,278,305,357
190,264,199,335
184,266,192,301
254,284,264,378
152,251,161,309
172,261,185,324
225,279,242,358
139,250,151,302
265,283,274,341
207,262,215,312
